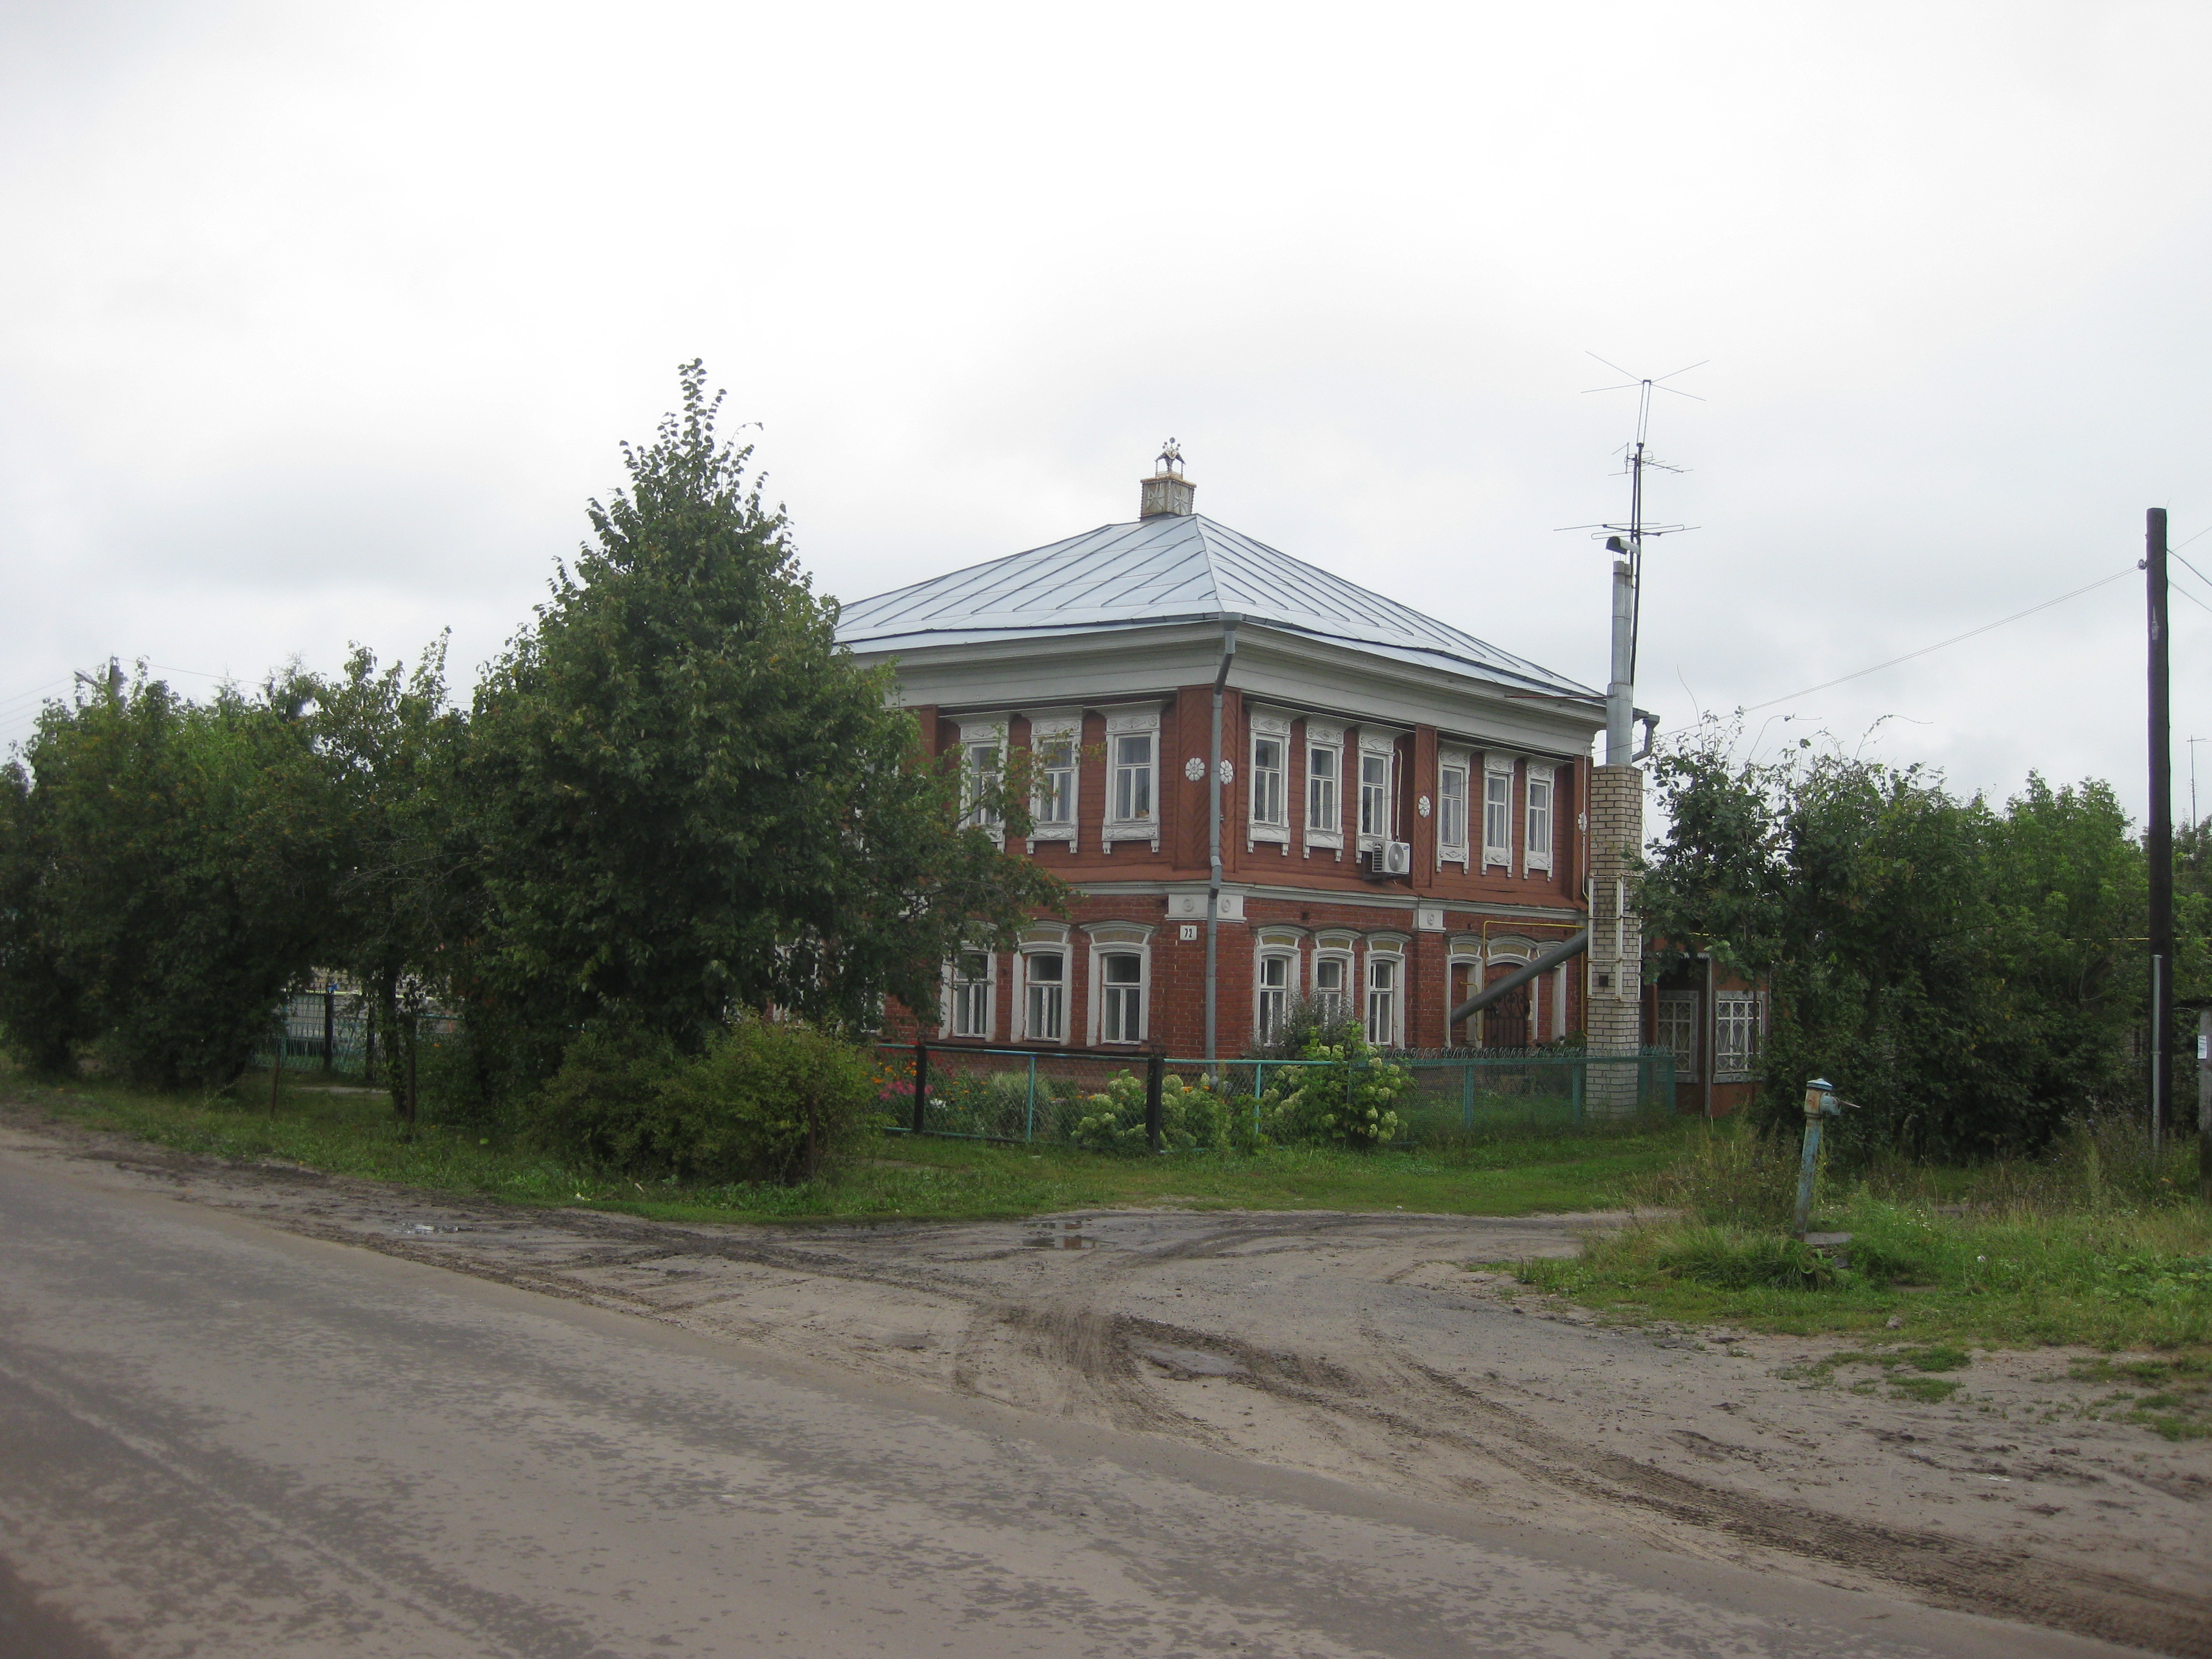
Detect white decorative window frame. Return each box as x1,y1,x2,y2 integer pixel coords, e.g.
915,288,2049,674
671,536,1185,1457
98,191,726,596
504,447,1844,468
1084,922,1155,1045
1362,934,1409,1050
1437,743,1472,870
1310,928,1356,1019
1247,707,1292,851
942,947,996,1041
1524,761,1557,875
1481,752,1515,870
1014,923,1071,1044
1101,704,1162,853
1355,727,1401,851
1252,925,1304,1044
1303,717,1345,859
1024,707,1082,854
954,714,1010,846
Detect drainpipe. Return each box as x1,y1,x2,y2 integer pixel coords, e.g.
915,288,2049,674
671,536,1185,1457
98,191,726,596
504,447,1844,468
1205,622,1239,1072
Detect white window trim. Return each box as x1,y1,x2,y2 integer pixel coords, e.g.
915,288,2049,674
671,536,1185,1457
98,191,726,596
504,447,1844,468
954,715,1010,846
1481,753,1515,870
1362,936,1409,1050
1355,728,1400,851
1015,927,1071,1045
1084,923,1155,1045
1101,704,1162,853
1446,936,1483,1041
942,948,996,1041
1437,743,1472,870
1303,717,1345,857
1252,927,1304,1042
1656,989,1700,1081
1025,708,1081,854
1523,761,1557,875
1247,708,1292,849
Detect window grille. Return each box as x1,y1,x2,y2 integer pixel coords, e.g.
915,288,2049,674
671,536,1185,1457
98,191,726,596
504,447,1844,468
1655,990,1699,1081
1715,993,1761,1079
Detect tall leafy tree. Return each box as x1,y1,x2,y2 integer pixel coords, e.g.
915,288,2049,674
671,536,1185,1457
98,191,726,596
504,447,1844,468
466,362,1062,1059
0,674,336,1085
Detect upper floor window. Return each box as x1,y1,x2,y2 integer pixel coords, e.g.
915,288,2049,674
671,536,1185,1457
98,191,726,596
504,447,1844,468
1483,759,1513,866
962,741,1002,830
1111,732,1153,822
1438,758,1469,860
1358,751,1392,839
1035,734,1076,826
1101,705,1163,851
950,951,993,1039
1307,739,1341,833
1524,764,1555,873
1251,734,1286,828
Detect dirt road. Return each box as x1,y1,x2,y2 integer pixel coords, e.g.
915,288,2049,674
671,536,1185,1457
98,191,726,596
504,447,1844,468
1,1107,2205,1657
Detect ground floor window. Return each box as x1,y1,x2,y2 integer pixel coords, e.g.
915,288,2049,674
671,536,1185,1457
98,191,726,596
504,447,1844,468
1023,952,1065,1042
1313,954,1350,1021
1100,952,1144,1044
1655,990,1699,1080
1715,993,1761,1079
1256,953,1293,1042
950,951,992,1039
1365,954,1400,1048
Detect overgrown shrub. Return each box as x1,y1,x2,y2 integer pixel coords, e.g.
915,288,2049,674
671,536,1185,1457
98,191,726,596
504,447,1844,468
525,1017,879,1183
1258,1039,1413,1148
1071,1070,1230,1154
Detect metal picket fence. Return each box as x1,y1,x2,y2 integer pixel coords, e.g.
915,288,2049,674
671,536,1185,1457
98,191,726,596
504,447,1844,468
260,990,457,1076
876,1042,1679,1148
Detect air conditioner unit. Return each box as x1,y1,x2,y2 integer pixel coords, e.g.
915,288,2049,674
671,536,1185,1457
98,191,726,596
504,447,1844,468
1366,841,1412,879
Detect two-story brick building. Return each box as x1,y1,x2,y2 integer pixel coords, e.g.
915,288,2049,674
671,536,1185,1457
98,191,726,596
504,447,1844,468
840,449,1672,1067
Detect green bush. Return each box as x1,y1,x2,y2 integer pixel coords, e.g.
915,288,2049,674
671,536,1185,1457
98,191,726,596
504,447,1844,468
1258,1039,1412,1148
1070,1070,1230,1155
526,1018,879,1183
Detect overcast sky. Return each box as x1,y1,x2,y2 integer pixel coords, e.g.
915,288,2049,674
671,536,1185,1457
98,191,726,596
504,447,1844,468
5,1,2211,823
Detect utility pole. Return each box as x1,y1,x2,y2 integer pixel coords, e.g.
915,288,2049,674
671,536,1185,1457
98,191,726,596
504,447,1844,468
2147,509,2173,1151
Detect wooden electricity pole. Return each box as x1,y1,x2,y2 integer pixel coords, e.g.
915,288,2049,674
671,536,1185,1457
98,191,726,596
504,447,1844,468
2147,509,2174,1151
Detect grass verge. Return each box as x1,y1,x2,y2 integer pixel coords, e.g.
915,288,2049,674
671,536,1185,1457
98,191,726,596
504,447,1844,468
1490,1118,2212,1437
0,1070,1695,1224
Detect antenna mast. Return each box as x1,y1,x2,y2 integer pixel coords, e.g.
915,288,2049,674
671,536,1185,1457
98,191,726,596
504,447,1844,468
1581,357,1701,763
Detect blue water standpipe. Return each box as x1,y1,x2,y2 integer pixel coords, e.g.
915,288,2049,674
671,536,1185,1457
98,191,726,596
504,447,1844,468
1794,1078,1842,1239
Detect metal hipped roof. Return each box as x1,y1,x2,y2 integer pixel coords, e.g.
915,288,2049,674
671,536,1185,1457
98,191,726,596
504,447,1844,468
836,512,1598,701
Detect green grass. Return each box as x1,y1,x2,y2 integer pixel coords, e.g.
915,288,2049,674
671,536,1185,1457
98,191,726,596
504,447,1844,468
1487,1118,2212,1427
1,1070,1697,1225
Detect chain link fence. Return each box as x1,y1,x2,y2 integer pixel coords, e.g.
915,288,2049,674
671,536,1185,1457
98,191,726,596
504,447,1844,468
877,1043,1679,1148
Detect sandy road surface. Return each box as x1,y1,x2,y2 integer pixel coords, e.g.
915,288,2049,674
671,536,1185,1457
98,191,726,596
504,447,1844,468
0,1110,2205,1657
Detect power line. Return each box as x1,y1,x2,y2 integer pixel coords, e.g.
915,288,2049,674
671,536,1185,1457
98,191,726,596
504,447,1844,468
1740,565,2136,714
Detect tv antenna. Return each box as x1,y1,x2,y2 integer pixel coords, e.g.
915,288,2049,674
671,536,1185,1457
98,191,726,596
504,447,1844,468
1559,354,1703,763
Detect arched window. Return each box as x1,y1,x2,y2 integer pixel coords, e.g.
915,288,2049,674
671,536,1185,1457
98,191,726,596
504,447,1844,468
1085,924,1154,1045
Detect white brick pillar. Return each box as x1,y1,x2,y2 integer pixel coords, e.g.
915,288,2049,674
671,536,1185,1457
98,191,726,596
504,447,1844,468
1585,763,1644,1113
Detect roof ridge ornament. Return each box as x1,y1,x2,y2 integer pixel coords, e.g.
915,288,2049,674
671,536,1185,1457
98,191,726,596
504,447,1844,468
1140,440,1195,519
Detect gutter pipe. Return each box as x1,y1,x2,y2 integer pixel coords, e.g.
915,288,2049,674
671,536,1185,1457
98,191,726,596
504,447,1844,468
1205,621,1238,1073
1446,930,1590,1032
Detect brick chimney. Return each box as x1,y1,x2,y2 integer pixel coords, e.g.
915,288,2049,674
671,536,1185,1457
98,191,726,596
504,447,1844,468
1139,440,1195,518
